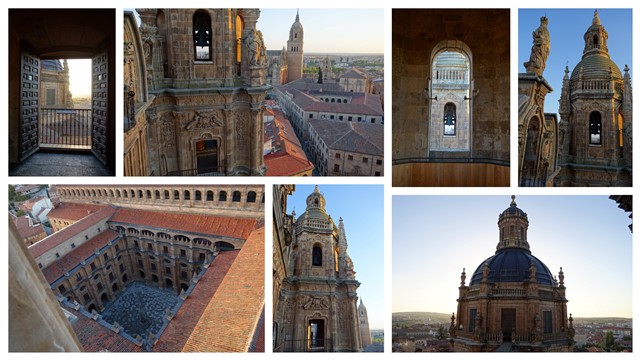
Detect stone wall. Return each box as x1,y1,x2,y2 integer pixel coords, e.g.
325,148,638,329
393,9,510,162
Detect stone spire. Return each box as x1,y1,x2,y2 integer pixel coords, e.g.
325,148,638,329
582,9,609,58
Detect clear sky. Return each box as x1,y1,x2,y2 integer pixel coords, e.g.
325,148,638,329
258,9,383,54
392,195,632,318
519,9,632,116
66,59,92,97
286,184,385,329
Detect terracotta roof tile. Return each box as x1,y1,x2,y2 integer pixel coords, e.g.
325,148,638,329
264,109,314,176
68,307,144,352
12,214,47,239
42,229,119,283
181,227,264,352
47,202,107,222
28,206,117,259
110,208,257,240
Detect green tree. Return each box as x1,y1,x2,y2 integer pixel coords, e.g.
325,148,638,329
605,331,614,351
9,185,16,201
437,325,447,340
15,209,26,217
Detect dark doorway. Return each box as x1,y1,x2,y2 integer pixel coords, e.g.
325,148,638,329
501,308,516,342
165,278,173,289
196,139,219,174
308,319,325,351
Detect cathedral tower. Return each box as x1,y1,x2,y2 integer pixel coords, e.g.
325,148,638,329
556,10,632,186
358,298,372,348
286,10,304,83
274,185,362,352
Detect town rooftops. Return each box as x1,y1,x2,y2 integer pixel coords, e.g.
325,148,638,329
264,108,314,176
309,120,384,156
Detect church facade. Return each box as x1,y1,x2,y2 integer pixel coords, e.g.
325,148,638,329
451,197,574,352
273,185,365,352
519,10,632,187
123,9,270,176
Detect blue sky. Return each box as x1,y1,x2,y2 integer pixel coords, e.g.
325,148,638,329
519,9,632,116
392,195,632,318
258,9,384,54
286,185,385,329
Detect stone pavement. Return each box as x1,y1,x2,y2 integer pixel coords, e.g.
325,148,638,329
101,281,179,339
9,152,113,176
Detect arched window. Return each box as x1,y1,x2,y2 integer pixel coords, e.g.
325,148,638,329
247,191,256,203
429,42,472,153
312,245,322,266
444,102,456,135
207,190,214,201
589,111,602,145
193,11,212,61
593,35,599,48
219,191,227,202
232,191,241,202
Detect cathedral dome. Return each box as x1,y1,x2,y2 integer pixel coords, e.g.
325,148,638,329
469,248,557,286
294,185,331,225
289,11,303,40
570,55,623,82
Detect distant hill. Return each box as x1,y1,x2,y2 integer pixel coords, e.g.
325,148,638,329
393,312,452,325
573,317,632,324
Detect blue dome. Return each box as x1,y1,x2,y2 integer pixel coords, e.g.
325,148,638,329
470,248,557,286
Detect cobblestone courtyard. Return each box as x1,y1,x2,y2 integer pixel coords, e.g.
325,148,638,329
101,281,180,339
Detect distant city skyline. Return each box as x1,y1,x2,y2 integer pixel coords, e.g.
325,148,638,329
286,184,385,329
519,8,632,116
393,196,632,318
259,9,383,54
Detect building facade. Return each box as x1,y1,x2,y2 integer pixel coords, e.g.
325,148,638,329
286,10,304,83
555,11,632,186
22,185,265,352
451,196,574,352
307,120,384,176
358,299,372,348
273,186,363,352
123,9,270,176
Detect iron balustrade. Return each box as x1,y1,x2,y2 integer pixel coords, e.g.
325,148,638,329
40,108,92,149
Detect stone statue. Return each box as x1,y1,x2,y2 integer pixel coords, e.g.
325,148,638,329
482,261,490,281
525,16,550,76
449,313,457,337
257,30,267,66
245,31,258,66
529,260,537,281
460,268,466,286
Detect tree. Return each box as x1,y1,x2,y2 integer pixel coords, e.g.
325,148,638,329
15,209,26,217
605,331,614,351
437,325,447,340
318,67,323,84
9,185,16,201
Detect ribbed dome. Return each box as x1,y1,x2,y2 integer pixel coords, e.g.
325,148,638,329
289,11,303,39
570,54,622,82
499,195,528,219
294,185,330,225
469,248,557,286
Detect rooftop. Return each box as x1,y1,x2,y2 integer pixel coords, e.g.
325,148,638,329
264,108,314,176
309,120,384,156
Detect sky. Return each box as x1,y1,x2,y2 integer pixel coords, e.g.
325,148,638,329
257,9,384,54
285,184,385,329
392,195,632,318
519,8,632,116
66,59,92,97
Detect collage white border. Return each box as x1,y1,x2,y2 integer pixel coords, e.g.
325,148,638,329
1,0,637,357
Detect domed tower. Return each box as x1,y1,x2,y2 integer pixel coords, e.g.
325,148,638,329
556,10,632,186
286,9,304,83
275,185,362,352
451,196,574,352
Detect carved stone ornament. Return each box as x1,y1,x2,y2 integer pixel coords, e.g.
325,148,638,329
185,111,224,130
302,295,330,310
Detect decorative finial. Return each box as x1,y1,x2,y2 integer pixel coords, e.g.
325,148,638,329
510,195,516,206
460,268,466,286
558,267,565,286
314,185,320,193
593,10,600,25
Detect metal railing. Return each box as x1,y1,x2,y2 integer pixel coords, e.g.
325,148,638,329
274,338,334,352
166,166,227,176
40,108,92,149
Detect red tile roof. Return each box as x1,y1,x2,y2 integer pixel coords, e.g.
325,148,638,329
42,229,119,283
18,196,47,212
153,250,239,352
12,214,47,240
309,119,384,156
110,208,257,240
28,206,117,259
264,108,314,176
68,307,144,352
47,202,106,222
181,227,265,352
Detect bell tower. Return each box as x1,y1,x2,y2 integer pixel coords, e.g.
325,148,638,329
286,9,304,83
